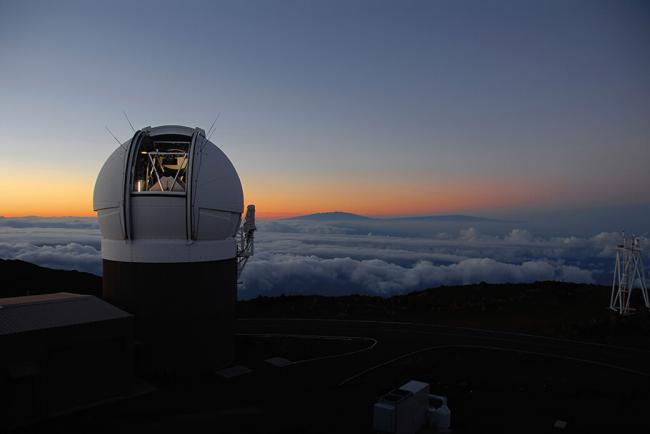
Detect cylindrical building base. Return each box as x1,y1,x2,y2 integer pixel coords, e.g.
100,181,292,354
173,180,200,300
102,258,237,375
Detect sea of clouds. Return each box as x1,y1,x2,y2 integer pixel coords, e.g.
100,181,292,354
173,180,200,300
0,216,633,299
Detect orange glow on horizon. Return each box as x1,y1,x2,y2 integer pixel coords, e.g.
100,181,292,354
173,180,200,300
1,165,96,218
244,173,568,219
1,166,575,219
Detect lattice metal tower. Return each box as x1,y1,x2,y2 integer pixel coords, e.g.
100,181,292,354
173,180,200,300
610,234,649,315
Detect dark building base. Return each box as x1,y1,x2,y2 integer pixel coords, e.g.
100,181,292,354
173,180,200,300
102,258,237,375
0,293,133,430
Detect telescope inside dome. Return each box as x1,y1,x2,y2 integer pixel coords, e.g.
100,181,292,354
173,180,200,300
131,136,189,193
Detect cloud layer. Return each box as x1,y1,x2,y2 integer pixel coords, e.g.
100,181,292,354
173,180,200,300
0,242,102,275
0,216,637,298
240,254,593,298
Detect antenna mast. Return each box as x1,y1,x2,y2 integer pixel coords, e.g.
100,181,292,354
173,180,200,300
105,126,127,150
610,234,649,315
123,111,136,132
206,112,221,142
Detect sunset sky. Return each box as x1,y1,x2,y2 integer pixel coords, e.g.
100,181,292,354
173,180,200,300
1,0,648,219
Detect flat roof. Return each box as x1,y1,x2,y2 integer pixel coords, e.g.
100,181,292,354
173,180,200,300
0,292,85,306
0,292,131,336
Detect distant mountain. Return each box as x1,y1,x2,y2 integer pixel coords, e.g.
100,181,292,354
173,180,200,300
0,259,102,299
289,212,374,221
288,211,497,223
390,214,498,222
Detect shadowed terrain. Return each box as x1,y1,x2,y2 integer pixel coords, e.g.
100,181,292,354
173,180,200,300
0,259,101,298
2,259,648,347
3,260,650,433
239,281,650,348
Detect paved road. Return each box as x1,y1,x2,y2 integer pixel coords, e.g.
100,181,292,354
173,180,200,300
26,317,650,434
232,317,650,433
237,317,650,384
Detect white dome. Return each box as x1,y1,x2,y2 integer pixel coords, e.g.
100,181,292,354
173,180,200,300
93,125,244,263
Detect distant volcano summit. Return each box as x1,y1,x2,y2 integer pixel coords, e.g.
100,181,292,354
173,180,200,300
289,211,373,221
289,211,497,222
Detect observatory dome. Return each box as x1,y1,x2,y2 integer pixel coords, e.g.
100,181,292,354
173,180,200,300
93,125,244,263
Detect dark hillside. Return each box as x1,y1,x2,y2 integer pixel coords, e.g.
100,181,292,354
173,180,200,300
0,259,101,298
239,281,650,348
1,259,648,349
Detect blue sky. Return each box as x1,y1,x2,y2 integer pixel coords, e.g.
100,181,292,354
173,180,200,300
0,2,648,293
0,0,648,220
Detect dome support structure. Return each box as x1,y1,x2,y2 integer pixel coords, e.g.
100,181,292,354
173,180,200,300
237,204,256,280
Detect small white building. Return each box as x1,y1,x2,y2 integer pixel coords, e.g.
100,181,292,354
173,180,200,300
373,380,451,434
